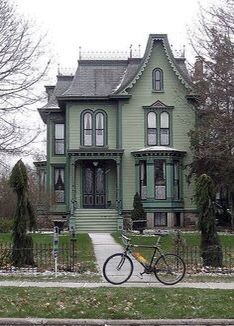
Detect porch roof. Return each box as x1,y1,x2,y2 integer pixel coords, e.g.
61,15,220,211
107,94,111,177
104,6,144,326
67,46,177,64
131,146,186,157
68,148,124,159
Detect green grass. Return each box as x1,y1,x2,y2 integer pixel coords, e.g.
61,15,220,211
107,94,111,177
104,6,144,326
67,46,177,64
0,287,233,319
0,233,98,274
112,231,234,264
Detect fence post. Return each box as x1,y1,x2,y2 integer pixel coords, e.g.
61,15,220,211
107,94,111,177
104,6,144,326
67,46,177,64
70,227,76,272
53,226,59,277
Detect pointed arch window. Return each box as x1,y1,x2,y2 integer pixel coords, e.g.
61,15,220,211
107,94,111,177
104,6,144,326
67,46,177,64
160,112,170,145
147,111,157,145
95,112,104,146
82,110,107,146
152,68,163,91
84,112,93,146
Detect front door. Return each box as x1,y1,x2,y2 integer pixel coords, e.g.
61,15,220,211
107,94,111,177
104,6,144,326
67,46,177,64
83,163,105,208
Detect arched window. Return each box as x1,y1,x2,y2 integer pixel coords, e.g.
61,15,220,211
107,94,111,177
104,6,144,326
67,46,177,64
95,112,104,146
83,112,93,146
147,111,157,145
160,112,170,145
82,110,106,146
152,68,163,91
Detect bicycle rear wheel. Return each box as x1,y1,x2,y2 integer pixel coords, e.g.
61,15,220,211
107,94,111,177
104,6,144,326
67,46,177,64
154,254,186,285
103,253,133,285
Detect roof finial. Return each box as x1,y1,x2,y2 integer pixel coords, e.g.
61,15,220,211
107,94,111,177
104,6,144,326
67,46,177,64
182,45,186,57
79,46,82,60
138,44,141,57
57,63,61,75
129,44,132,58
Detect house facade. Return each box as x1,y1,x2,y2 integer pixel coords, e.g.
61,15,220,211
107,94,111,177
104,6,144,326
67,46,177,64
35,34,198,232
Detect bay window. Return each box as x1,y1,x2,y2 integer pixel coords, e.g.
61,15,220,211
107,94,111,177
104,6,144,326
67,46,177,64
154,160,166,199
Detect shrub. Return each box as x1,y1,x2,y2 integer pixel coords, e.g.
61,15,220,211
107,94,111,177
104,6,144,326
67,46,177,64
0,218,13,233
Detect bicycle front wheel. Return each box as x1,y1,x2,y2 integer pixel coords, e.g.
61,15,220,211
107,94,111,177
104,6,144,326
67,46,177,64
154,254,186,285
103,253,133,285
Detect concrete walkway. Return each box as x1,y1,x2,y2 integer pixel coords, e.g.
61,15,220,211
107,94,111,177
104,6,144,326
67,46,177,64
89,232,158,283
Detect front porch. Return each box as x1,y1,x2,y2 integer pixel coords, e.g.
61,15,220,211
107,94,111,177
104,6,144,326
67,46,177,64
68,149,124,232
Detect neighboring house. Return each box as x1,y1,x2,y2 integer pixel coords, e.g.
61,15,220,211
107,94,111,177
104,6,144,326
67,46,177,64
35,34,198,232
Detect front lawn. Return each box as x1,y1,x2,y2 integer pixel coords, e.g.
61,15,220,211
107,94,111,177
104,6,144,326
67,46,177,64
112,231,234,269
0,233,98,274
0,287,233,319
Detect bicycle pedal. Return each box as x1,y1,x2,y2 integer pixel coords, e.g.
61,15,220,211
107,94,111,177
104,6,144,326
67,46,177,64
137,273,144,279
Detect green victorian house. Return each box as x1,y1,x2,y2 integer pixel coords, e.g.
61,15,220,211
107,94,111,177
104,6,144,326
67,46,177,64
35,34,198,232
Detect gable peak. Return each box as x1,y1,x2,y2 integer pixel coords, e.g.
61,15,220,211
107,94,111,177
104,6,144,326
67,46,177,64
149,100,168,108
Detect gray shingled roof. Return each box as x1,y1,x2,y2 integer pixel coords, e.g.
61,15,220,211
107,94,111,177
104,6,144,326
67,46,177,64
42,75,73,109
43,35,193,102
62,60,132,97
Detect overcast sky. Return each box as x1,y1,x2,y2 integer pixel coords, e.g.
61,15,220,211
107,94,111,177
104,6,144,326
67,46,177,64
5,0,219,166
13,0,219,81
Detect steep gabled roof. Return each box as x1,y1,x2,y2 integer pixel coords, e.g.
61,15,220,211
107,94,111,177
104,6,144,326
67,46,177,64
40,34,195,114
115,34,194,94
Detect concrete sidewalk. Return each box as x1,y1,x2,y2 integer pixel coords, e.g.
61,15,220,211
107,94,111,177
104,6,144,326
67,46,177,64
0,280,234,289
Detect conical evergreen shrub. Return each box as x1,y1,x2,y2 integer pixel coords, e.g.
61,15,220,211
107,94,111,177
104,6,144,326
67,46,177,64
195,174,223,267
9,160,36,267
131,192,146,232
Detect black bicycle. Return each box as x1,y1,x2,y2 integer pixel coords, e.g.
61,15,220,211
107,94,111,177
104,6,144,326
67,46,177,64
103,232,186,285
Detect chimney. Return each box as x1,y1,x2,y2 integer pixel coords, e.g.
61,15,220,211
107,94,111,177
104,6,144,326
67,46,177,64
193,56,204,81
45,85,55,101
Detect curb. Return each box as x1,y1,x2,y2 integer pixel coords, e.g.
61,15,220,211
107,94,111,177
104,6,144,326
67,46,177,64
0,319,233,326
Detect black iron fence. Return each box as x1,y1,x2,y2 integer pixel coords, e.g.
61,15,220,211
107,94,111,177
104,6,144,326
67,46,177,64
175,245,234,273
0,242,80,273
0,243,233,274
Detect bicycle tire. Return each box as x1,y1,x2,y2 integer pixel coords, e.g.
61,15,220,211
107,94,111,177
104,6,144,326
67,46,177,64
154,253,186,285
103,253,134,285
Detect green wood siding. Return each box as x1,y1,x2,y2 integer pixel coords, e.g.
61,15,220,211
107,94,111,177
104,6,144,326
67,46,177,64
121,41,195,210
68,103,117,149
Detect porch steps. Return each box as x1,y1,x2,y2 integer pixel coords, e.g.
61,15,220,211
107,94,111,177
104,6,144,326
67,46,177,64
71,209,121,233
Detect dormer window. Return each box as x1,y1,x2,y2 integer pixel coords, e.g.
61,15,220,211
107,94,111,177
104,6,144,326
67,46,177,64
152,68,163,91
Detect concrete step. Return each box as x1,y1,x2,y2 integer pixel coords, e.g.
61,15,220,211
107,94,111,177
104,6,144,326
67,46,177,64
72,209,120,233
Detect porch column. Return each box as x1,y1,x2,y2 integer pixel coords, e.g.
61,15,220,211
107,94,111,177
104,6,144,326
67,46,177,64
135,158,140,194
146,158,155,199
116,158,122,214
166,158,173,201
70,156,77,213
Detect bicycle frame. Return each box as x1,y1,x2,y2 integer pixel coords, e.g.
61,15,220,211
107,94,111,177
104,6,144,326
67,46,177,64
122,234,165,271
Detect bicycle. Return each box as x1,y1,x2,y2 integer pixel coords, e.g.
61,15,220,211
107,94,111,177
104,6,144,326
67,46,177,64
103,232,186,285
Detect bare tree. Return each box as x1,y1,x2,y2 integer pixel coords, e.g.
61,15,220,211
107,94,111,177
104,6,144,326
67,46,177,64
189,0,234,228
0,0,49,157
